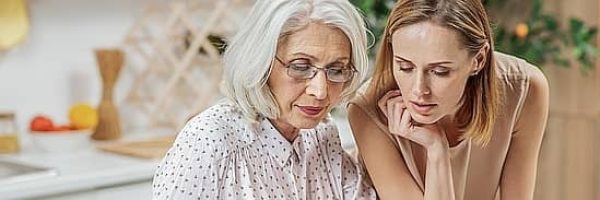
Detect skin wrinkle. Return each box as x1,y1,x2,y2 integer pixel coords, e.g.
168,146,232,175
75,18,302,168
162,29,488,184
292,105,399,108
267,22,350,142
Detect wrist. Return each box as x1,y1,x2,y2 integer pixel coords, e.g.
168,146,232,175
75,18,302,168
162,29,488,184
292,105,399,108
426,142,450,161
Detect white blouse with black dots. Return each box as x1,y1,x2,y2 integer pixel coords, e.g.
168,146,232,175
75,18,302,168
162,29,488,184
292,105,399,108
152,101,376,200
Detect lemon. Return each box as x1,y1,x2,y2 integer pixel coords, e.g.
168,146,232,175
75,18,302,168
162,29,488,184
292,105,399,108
68,103,98,129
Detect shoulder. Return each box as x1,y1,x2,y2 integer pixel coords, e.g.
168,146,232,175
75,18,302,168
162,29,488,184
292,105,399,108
494,51,539,80
185,101,243,139
494,52,547,88
153,101,253,199
347,103,371,130
518,62,550,121
493,52,548,110
493,51,548,100
493,52,549,131
174,101,254,161
194,100,244,122
347,94,388,135
348,93,373,121
347,100,396,156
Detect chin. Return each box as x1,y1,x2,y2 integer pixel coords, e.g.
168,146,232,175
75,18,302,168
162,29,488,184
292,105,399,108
409,112,442,125
291,118,322,129
288,113,327,130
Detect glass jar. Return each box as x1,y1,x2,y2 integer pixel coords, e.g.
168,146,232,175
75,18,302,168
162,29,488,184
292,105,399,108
0,112,20,153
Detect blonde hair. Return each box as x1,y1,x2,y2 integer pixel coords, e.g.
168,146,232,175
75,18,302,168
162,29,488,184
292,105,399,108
365,0,500,145
222,0,369,122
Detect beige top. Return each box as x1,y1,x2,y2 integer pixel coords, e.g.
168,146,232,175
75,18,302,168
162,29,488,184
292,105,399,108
348,52,548,200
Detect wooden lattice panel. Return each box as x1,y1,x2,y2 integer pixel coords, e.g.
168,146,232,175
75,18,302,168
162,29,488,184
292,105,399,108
120,0,252,130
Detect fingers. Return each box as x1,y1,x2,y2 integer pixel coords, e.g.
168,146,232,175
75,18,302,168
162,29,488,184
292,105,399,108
387,101,397,134
387,100,394,123
388,100,408,137
378,98,388,119
378,90,401,118
389,102,439,148
399,106,412,132
378,93,448,148
378,90,402,119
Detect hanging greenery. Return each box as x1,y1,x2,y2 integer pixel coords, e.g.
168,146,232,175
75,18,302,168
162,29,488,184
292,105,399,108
350,0,598,73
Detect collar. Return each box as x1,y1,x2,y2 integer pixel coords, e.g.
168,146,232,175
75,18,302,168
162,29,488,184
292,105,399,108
257,117,296,167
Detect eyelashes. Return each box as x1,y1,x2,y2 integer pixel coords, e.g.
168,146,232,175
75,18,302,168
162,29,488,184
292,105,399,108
395,62,451,77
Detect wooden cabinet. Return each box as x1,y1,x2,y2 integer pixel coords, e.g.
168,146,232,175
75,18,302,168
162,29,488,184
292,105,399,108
534,0,600,199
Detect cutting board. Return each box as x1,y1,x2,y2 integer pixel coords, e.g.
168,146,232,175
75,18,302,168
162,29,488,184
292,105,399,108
97,135,176,159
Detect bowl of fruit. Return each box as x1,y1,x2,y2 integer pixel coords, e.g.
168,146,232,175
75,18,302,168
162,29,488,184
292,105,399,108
29,103,98,153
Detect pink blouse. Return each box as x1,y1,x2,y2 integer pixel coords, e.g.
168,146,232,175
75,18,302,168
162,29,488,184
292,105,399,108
153,101,376,199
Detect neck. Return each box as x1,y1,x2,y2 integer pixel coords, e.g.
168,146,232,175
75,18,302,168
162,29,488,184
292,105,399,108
438,116,464,147
269,119,299,142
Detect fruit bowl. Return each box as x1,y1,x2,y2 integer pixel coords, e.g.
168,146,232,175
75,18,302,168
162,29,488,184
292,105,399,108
30,129,93,153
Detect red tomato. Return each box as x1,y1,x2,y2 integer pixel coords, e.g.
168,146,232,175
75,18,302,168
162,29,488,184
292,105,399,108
30,115,55,131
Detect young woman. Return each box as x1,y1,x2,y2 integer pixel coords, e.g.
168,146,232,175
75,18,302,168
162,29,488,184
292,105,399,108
348,0,549,199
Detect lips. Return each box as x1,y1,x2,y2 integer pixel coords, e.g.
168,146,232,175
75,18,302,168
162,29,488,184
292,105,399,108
297,106,325,117
409,101,437,114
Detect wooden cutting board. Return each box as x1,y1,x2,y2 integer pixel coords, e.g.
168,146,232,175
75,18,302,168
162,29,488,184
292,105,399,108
97,135,176,159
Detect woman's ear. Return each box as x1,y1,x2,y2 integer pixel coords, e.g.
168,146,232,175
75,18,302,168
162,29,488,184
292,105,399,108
471,43,490,75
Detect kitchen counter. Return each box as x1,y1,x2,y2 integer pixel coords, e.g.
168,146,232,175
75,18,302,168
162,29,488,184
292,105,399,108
0,129,171,200
42,180,152,199
0,149,156,199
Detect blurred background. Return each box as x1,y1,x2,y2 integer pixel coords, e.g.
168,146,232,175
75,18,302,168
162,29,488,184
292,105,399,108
0,0,598,199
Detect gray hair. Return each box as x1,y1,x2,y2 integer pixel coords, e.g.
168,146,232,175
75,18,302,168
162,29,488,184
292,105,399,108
222,0,369,122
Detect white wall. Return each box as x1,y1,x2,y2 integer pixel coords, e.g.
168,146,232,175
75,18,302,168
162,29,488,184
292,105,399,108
0,0,165,135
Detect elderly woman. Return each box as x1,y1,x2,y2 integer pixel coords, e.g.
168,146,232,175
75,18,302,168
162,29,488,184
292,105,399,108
348,0,549,199
152,0,375,199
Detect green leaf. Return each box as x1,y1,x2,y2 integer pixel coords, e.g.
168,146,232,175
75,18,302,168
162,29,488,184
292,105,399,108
542,15,558,31
569,19,584,37
573,47,584,59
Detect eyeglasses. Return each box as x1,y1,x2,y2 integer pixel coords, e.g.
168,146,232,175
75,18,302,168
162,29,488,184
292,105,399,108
274,56,356,83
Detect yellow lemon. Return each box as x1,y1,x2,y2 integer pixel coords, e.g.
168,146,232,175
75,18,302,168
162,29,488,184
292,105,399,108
68,103,98,129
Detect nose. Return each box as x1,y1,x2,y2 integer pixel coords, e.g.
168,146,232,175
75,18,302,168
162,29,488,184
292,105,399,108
306,70,328,100
411,71,430,97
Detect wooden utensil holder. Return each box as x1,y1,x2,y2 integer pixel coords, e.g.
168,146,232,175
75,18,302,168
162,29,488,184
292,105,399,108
92,49,124,140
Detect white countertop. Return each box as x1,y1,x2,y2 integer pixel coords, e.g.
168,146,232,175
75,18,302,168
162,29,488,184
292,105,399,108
0,150,157,199
0,129,170,199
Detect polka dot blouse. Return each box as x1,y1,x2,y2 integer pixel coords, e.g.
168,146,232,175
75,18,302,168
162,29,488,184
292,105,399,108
152,101,376,200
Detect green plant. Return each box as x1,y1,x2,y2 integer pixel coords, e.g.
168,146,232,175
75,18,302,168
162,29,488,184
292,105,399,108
350,0,598,72
489,0,598,73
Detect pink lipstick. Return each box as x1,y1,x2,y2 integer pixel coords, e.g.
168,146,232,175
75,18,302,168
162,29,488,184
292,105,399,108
298,106,324,117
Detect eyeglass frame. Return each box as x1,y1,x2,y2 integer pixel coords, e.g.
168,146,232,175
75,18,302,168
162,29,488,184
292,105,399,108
274,56,357,83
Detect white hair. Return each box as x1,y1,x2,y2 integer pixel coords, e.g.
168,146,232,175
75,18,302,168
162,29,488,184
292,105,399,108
222,0,369,122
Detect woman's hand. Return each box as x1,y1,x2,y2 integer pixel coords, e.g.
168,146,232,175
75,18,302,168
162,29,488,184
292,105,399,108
378,90,449,151
379,90,456,200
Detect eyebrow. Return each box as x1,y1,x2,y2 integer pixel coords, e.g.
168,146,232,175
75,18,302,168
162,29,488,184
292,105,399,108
291,52,350,63
393,55,454,66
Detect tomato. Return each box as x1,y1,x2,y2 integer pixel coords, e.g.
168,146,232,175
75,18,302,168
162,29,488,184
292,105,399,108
30,115,54,131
